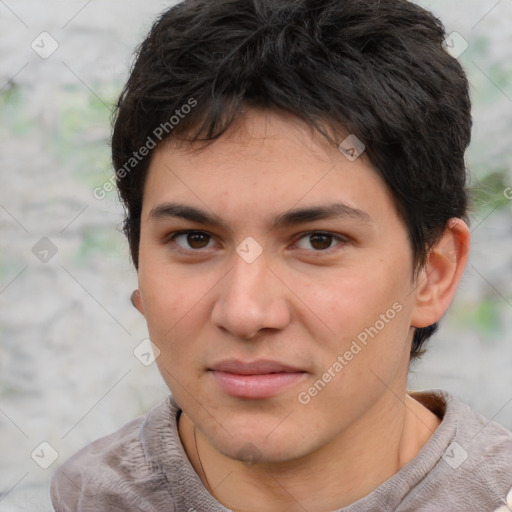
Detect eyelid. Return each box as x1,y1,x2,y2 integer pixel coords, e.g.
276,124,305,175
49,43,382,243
291,230,348,254
165,229,348,255
165,230,219,253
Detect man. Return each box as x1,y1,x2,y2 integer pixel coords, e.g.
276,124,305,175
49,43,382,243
50,0,512,510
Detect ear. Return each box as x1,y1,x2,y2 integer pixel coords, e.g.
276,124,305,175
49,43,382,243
410,218,470,329
131,289,146,317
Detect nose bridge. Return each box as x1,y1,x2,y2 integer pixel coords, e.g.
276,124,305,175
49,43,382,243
226,244,270,305
211,242,290,338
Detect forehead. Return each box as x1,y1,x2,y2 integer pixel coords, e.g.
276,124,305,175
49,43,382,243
141,109,399,232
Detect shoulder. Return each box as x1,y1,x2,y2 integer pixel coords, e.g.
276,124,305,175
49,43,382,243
451,392,512,510
442,389,512,467
404,389,512,511
50,397,177,512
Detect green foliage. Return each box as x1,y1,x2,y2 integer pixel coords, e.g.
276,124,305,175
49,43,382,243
52,86,116,188
452,298,504,340
73,226,124,265
0,86,34,137
468,170,512,213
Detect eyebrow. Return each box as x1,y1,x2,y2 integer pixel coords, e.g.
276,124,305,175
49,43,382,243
148,201,372,231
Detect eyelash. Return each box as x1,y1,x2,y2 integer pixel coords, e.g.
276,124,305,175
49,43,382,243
165,230,348,256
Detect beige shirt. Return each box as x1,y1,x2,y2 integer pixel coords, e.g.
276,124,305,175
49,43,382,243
50,389,512,511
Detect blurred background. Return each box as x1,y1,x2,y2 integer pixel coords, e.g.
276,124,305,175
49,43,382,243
0,0,511,510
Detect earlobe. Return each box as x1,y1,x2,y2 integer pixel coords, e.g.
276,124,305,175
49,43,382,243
410,218,471,328
131,289,145,316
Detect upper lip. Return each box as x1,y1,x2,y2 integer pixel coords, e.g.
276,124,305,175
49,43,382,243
209,359,305,375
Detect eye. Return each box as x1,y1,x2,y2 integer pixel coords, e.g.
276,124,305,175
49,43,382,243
165,230,347,255
168,230,216,252
293,231,347,253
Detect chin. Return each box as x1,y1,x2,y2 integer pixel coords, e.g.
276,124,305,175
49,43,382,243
211,428,309,466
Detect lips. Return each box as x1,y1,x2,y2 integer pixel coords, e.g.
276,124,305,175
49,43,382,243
209,359,304,375
208,359,307,399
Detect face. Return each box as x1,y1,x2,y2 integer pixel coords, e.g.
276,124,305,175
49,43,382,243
136,109,421,463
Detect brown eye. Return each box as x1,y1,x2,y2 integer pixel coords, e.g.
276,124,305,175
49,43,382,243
186,232,210,249
294,231,346,253
171,231,214,251
308,233,333,250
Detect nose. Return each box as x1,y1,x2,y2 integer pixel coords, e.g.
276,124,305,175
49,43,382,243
211,246,291,340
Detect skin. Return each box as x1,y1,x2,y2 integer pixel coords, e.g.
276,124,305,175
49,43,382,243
132,109,470,511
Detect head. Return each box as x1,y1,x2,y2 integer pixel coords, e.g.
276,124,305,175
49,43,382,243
112,0,471,461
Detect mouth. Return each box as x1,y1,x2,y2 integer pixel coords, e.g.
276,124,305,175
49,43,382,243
208,359,307,399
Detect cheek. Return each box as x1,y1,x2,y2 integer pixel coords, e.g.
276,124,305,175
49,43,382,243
138,265,188,345
140,276,204,397
138,265,216,369
307,265,413,376
309,271,403,335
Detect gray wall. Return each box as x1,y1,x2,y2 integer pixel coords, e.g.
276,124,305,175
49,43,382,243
1,0,511,509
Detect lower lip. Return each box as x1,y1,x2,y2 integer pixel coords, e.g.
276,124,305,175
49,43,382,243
210,370,306,399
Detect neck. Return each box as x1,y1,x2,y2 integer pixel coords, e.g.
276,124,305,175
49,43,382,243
179,391,440,512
